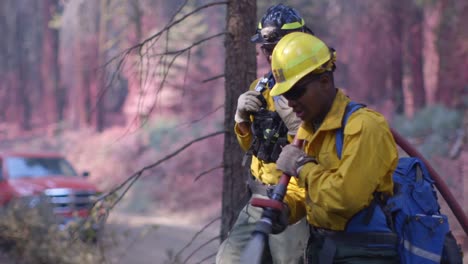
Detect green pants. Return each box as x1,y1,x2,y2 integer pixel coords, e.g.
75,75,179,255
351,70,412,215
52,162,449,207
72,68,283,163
216,194,309,264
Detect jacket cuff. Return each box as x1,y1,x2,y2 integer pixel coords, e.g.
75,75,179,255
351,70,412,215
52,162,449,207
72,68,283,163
234,123,251,138
297,162,319,185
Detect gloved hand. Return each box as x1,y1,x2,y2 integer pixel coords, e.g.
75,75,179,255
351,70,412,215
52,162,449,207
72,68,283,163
234,91,262,123
274,96,302,135
272,203,290,234
276,144,315,176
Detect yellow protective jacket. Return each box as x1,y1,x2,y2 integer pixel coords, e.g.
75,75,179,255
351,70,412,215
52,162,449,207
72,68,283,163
234,78,306,222
288,89,398,231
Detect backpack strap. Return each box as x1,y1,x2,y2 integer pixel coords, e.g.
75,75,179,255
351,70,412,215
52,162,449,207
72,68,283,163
335,101,365,159
336,102,389,230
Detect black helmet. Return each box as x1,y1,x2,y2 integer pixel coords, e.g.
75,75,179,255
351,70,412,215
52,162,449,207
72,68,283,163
251,4,313,44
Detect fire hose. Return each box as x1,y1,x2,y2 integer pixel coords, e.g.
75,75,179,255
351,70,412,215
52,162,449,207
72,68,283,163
240,138,304,264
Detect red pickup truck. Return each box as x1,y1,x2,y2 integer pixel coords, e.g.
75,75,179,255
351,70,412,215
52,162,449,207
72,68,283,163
0,151,100,219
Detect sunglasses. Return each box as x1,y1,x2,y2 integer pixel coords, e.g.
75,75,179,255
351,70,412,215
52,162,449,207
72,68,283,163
283,74,321,101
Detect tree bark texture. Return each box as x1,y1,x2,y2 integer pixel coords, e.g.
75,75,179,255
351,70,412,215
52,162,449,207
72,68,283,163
15,0,44,130
41,0,61,125
390,0,404,114
221,0,256,241
436,0,467,109
404,2,426,112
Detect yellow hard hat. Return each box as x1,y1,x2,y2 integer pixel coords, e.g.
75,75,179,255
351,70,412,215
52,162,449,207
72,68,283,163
270,32,335,96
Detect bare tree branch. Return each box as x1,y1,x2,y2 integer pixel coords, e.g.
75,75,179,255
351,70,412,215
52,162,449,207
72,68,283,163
103,1,227,68
194,164,223,182
202,74,225,83
95,2,227,142
70,131,225,240
149,32,226,57
174,216,221,261
139,32,226,124
194,252,217,264
177,104,224,128
94,130,225,208
127,2,228,55
182,236,220,264
112,104,224,147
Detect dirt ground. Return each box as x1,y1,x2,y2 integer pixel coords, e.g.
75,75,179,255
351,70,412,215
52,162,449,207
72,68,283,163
102,204,222,264
0,203,222,264
103,203,468,264
0,204,466,264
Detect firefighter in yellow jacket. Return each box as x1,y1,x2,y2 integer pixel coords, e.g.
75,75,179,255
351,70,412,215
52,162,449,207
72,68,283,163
216,4,310,264
270,32,400,263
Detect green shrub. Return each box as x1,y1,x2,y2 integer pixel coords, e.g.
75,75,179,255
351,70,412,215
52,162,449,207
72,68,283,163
146,118,181,149
0,197,106,264
145,117,209,150
392,105,463,158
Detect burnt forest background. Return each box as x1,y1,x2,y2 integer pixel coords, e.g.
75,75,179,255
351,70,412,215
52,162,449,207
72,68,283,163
0,0,466,256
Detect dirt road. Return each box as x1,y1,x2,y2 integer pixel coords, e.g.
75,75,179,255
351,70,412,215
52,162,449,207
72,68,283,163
104,209,221,264
104,208,468,264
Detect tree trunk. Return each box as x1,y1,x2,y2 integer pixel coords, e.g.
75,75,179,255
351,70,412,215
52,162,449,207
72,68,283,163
404,3,426,112
221,0,256,241
95,0,108,132
435,0,467,108
16,0,38,130
390,0,404,114
422,1,443,105
0,0,15,121
41,0,61,125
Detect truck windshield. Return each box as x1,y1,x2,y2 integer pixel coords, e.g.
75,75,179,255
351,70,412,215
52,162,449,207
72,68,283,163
6,157,78,179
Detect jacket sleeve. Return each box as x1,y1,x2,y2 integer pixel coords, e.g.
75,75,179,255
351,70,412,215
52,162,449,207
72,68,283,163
284,177,307,224
234,123,253,152
297,111,398,221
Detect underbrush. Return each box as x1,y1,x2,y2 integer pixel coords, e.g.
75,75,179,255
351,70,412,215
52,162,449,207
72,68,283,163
392,104,463,158
0,197,108,264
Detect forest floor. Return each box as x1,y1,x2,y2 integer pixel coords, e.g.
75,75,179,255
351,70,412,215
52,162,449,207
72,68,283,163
97,203,468,264
103,206,468,264
0,202,222,264
0,200,466,264
102,202,222,264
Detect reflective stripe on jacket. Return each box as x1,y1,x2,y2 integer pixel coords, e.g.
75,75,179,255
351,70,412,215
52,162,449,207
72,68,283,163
234,78,306,223
288,89,398,230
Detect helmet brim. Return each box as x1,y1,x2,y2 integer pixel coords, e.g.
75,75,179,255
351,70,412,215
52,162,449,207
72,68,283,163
250,33,263,43
270,71,308,97
250,33,281,45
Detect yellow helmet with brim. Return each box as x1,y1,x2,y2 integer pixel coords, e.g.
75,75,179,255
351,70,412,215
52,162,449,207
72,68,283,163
270,32,336,97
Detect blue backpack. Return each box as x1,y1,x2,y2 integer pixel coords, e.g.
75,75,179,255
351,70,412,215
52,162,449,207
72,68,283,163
337,102,462,264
